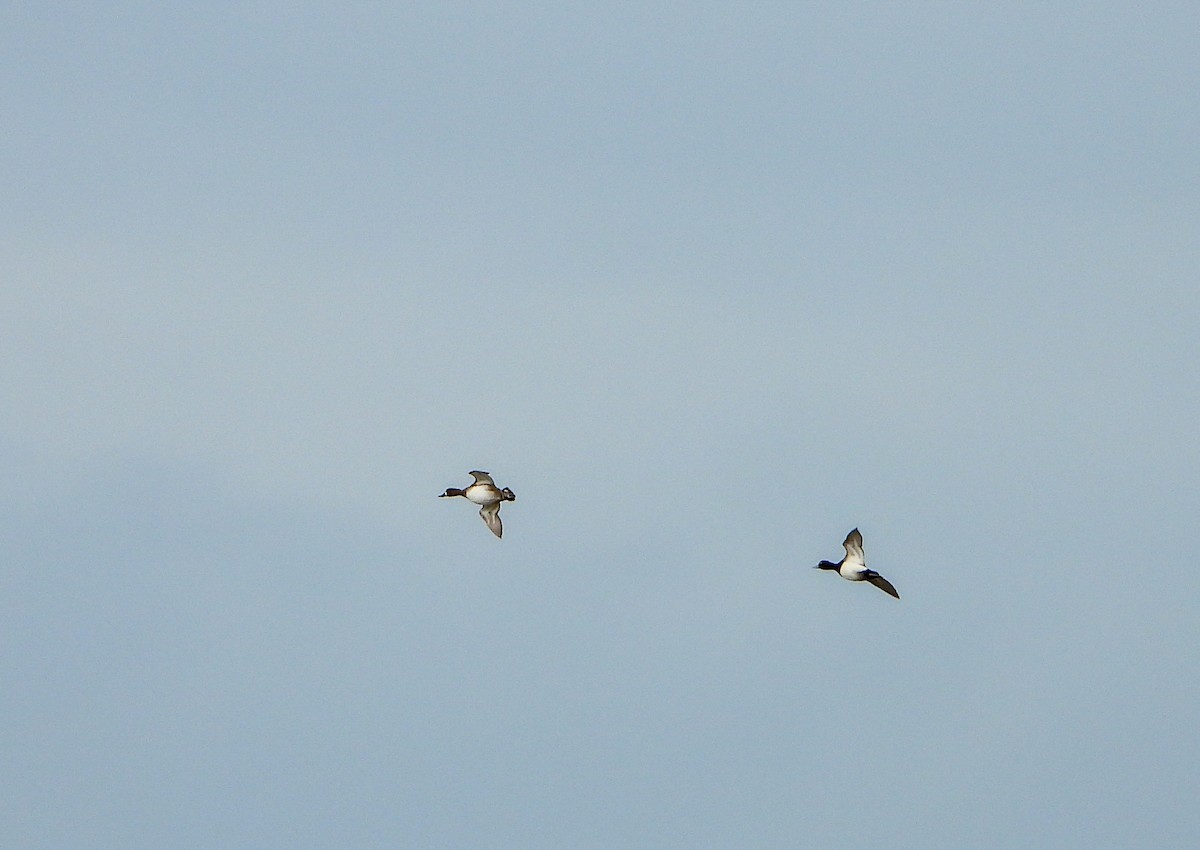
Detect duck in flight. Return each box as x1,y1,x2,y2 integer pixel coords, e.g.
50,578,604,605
816,528,899,598
439,470,516,538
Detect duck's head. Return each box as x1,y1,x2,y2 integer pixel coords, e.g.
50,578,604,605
439,487,465,498
500,487,516,502
815,560,839,571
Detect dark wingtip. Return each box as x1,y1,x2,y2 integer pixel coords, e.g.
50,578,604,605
866,573,900,599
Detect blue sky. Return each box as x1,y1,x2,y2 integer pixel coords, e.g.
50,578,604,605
3,3,1198,848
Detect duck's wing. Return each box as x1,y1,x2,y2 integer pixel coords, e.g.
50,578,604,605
479,502,503,538
468,470,496,485
865,572,899,599
841,528,866,570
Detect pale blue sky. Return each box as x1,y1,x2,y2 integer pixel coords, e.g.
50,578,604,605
3,3,1199,848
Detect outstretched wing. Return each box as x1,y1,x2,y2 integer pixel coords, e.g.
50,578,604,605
842,528,866,570
468,470,496,485
479,502,503,538
865,572,899,599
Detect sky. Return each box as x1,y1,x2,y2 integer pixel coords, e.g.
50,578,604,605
2,3,1199,847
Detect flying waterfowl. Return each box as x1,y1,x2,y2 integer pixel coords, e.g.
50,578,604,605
815,528,899,598
439,470,516,538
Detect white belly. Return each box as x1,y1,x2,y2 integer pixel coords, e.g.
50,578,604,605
839,565,867,581
464,484,500,505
